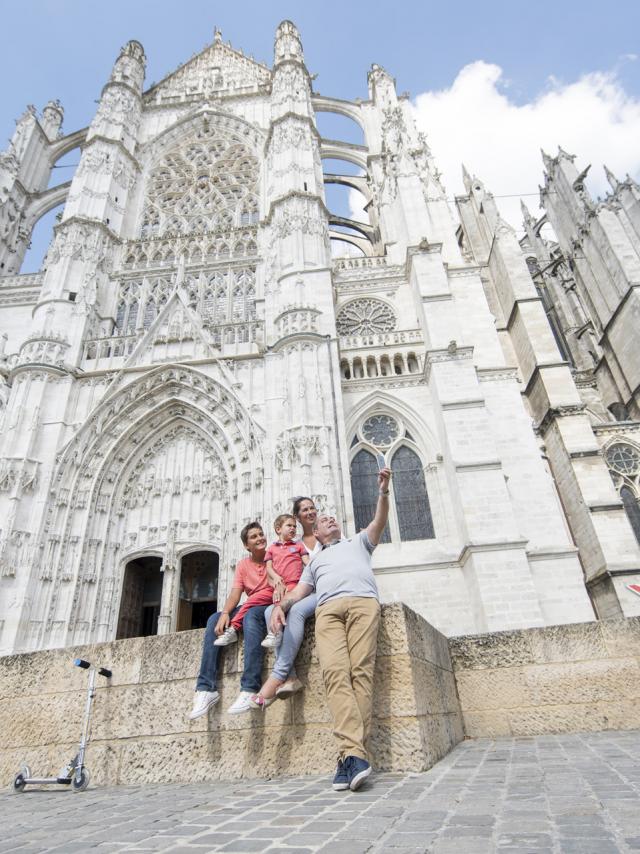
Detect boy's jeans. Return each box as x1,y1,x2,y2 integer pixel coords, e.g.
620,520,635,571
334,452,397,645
195,604,268,693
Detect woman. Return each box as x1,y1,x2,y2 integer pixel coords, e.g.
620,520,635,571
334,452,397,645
251,496,319,705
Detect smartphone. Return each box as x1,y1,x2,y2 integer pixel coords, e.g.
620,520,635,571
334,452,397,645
375,452,386,471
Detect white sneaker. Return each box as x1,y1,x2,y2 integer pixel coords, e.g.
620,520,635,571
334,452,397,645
261,631,282,649
213,626,238,647
189,690,219,720
227,690,254,715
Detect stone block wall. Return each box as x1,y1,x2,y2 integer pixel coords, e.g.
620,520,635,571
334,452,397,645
0,603,463,786
450,617,640,737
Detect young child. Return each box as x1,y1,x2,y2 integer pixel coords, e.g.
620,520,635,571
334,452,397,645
214,514,309,647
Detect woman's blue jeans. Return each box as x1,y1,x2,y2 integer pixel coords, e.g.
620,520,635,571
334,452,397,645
265,594,317,681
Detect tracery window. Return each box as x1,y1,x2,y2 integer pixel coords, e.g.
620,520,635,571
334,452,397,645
392,446,434,541
621,486,640,544
349,413,435,543
140,127,259,238
362,414,400,447
605,441,640,545
113,268,258,338
606,443,640,476
336,299,396,337
350,450,391,543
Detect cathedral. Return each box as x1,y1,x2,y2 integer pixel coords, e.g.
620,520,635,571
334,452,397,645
0,21,639,657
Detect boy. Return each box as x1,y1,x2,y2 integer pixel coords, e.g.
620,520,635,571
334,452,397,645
214,513,309,647
189,521,269,718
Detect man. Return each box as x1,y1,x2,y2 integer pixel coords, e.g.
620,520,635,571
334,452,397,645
271,467,392,791
189,521,269,719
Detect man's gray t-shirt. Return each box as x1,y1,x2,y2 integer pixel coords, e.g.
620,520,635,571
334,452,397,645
300,531,379,607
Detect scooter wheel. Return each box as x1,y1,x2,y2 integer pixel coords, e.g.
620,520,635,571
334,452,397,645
71,768,90,792
13,765,30,793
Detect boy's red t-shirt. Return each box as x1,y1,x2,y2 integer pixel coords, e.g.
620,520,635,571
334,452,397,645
231,556,268,596
264,540,307,586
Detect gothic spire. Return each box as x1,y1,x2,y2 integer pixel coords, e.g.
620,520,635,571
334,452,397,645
604,164,620,192
274,20,304,65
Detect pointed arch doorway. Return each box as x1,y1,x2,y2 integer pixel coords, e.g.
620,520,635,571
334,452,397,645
116,555,164,639
177,550,219,631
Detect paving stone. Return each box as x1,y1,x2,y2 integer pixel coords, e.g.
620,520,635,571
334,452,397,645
217,842,271,852
2,731,640,854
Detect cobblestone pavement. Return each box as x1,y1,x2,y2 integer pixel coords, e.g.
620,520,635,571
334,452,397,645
4,731,640,853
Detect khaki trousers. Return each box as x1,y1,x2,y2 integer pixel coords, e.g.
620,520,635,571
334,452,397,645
314,596,380,761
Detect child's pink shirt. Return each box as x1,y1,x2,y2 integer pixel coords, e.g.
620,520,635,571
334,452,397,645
264,540,307,587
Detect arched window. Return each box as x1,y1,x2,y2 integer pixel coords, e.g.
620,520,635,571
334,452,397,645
115,301,126,332
621,486,640,545
143,300,157,328
126,300,138,333
350,449,391,543
391,445,434,541
604,441,640,545
350,414,437,544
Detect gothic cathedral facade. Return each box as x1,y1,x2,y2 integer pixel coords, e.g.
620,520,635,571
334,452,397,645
1,22,639,655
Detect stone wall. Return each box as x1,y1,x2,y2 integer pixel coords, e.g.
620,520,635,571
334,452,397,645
0,604,463,786
450,617,640,737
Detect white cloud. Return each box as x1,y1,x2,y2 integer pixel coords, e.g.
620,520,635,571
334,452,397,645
410,60,640,229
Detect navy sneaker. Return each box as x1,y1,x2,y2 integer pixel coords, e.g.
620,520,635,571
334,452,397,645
344,755,372,791
332,759,349,791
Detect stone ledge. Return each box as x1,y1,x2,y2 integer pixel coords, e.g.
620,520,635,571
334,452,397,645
0,603,463,786
450,616,640,737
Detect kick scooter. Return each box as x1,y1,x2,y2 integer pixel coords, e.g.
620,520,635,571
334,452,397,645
13,657,112,793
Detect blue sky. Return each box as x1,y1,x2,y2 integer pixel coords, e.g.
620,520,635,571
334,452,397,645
3,1,640,268
3,0,639,134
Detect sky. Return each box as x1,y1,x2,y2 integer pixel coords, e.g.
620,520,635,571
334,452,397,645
3,0,640,269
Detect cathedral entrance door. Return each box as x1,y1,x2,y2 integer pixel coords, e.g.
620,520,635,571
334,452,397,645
116,555,164,639
177,550,219,631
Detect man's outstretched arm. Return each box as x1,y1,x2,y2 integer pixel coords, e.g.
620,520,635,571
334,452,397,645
366,467,392,546
270,581,314,633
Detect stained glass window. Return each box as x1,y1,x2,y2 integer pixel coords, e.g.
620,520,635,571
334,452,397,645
336,299,396,336
391,446,434,541
140,127,259,238
606,443,640,476
350,449,391,543
621,486,640,545
362,414,399,447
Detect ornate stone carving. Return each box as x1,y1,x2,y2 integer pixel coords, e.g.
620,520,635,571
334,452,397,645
139,124,258,240
336,298,396,336
269,119,313,155
0,458,40,493
275,425,328,470
0,530,32,578
46,221,114,269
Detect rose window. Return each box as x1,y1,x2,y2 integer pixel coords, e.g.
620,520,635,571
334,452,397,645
605,443,640,477
336,299,396,336
362,414,400,447
140,128,259,238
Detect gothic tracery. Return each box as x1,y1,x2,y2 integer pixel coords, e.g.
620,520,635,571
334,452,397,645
140,127,259,239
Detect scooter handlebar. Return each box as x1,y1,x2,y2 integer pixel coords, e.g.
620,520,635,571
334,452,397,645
73,658,112,677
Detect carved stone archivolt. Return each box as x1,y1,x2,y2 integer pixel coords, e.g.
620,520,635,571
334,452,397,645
26,364,264,646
